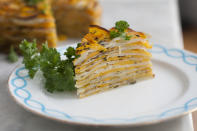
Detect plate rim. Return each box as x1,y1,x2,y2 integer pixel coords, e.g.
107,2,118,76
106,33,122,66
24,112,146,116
7,44,197,127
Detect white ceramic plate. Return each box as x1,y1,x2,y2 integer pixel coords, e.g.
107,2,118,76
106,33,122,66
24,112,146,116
8,44,197,127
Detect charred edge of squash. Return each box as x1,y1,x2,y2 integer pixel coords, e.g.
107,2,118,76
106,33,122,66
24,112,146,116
89,25,109,33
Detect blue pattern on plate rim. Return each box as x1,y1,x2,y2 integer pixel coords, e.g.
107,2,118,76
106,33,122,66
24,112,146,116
10,44,197,123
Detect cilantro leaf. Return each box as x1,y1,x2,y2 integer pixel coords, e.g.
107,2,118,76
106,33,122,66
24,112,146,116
19,40,76,92
8,45,19,63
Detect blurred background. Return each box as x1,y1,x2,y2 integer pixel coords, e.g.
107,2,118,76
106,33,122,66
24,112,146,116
179,0,197,129
179,0,197,52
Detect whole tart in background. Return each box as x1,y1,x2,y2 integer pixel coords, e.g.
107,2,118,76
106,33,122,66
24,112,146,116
0,0,102,52
0,0,57,52
52,0,102,38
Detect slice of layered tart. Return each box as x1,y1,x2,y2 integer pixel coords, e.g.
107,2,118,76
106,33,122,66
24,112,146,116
74,21,154,98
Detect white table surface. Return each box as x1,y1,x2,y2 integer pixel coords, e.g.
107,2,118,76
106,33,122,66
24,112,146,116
0,0,194,130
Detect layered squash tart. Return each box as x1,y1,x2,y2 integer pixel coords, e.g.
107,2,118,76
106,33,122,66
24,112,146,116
74,21,154,98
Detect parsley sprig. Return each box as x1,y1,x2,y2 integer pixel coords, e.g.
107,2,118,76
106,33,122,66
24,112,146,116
19,40,77,92
8,45,19,63
110,20,132,40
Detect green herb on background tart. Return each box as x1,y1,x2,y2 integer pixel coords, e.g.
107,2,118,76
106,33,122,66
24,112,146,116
24,0,44,6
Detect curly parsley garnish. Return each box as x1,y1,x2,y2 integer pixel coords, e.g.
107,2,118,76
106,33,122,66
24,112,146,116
19,40,77,92
110,20,132,40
